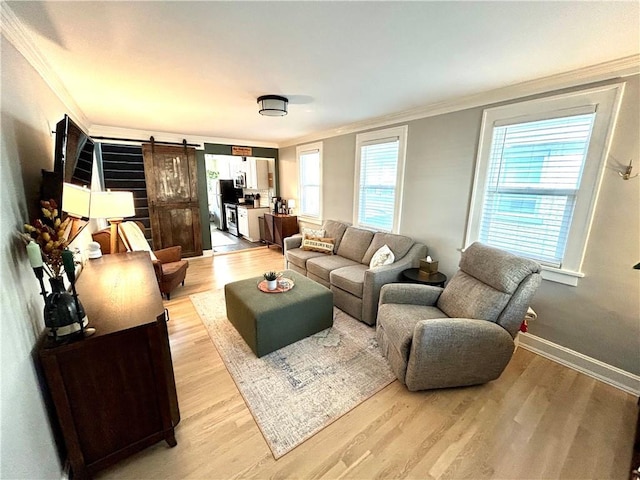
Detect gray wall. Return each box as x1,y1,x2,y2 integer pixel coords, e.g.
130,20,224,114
1,38,66,479
280,76,640,375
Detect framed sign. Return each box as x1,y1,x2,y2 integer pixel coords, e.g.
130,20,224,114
232,146,253,156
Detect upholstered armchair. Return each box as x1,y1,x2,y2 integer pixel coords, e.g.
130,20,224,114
92,222,188,300
376,242,541,391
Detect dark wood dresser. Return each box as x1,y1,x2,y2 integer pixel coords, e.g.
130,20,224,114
263,213,298,251
38,252,180,479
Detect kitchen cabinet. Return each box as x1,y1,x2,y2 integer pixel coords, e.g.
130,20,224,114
264,214,298,251
221,157,269,190
37,252,179,479
246,158,269,190
237,206,249,237
236,157,248,175
238,206,269,242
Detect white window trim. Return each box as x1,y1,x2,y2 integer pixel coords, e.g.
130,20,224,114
353,125,408,233
466,83,625,286
296,141,323,223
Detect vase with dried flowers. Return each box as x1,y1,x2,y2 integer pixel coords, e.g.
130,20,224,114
22,199,88,339
22,199,71,278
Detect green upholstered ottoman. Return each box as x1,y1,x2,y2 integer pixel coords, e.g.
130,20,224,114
224,269,334,357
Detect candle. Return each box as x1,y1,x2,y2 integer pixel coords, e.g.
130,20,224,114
62,249,76,282
26,241,43,268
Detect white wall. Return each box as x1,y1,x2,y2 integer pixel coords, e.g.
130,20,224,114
0,37,68,479
279,75,640,376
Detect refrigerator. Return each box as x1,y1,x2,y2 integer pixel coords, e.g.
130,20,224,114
208,179,242,230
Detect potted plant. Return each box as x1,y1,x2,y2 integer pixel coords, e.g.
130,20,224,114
263,271,278,291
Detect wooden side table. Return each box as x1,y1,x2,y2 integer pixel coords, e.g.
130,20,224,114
401,268,447,287
263,213,298,252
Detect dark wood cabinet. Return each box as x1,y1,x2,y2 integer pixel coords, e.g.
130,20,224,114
263,213,298,251
38,252,179,479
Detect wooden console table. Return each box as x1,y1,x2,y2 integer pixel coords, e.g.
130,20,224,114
263,213,298,251
37,252,180,479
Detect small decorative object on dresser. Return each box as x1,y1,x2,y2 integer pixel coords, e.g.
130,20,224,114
22,199,91,340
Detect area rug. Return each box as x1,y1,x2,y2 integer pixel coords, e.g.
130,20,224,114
190,289,396,459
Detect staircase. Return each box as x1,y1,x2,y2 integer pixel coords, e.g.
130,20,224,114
99,144,153,247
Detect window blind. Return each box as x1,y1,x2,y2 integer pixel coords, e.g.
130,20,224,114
479,113,596,267
299,149,320,218
357,138,399,231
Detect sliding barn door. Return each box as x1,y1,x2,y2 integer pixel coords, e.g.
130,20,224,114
142,142,202,257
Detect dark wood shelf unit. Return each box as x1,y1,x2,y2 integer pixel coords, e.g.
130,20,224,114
37,252,179,479
263,213,298,251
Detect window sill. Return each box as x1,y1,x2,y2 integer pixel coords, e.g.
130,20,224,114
541,266,584,287
298,216,322,226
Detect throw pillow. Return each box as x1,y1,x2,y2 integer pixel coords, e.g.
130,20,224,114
369,244,395,268
302,227,326,238
301,235,335,254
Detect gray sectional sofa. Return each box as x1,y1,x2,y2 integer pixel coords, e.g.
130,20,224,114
284,220,428,325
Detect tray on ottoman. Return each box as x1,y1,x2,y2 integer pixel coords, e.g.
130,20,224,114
224,269,333,357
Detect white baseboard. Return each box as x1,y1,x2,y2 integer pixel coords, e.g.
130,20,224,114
518,333,640,396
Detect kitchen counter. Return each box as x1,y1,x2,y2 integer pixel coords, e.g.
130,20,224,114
236,204,270,209
237,206,270,241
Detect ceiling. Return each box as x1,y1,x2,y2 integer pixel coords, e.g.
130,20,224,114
6,1,640,147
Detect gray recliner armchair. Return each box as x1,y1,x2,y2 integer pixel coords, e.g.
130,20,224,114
376,242,542,391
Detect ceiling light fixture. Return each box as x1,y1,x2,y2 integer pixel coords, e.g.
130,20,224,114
257,95,288,117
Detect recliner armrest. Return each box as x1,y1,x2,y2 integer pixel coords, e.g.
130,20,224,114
406,318,514,391
379,283,443,307
154,246,182,264
151,259,163,281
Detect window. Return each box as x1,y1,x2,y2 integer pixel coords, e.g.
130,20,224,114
354,126,408,232
297,142,322,221
467,84,624,286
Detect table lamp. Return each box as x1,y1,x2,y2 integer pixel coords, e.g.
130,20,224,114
89,190,135,254
61,183,91,241
287,199,296,215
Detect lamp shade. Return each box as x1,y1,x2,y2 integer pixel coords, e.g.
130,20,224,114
257,95,288,116
61,183,91,218
287,199,296,209
89,190,135,220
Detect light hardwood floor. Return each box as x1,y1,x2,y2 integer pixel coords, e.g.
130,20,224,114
96,247,637,480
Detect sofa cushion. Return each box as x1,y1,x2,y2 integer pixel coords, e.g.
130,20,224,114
286,247,326,270
377,304,447,364
362,232,415,265
301,235,335,254
336,227,375,263
161,259,188,277
330,264,368,298
322,220,349,253
307,255,359,283
437,270,510,322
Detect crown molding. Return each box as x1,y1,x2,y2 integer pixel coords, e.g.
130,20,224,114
1,2,90,131
279,55,640,148
89,124,279,150
3,1,637,152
